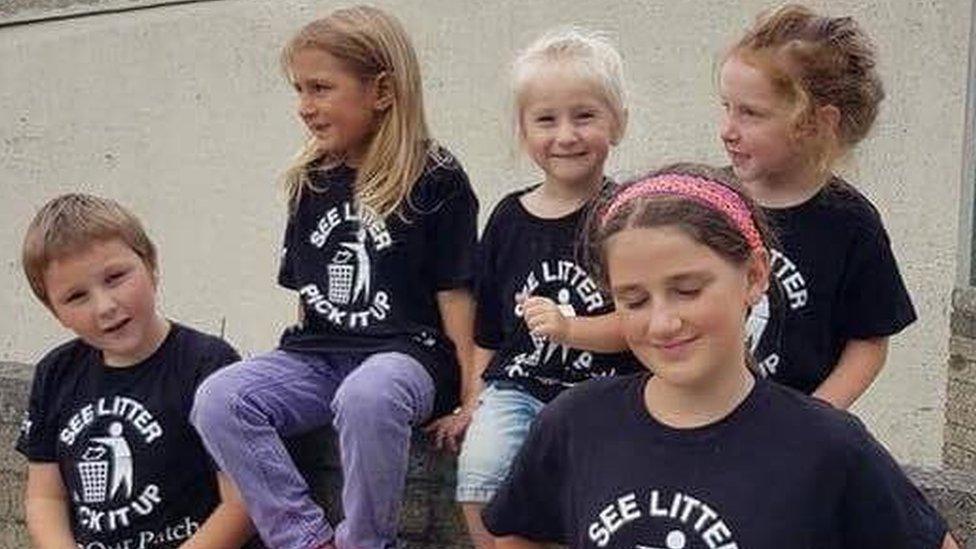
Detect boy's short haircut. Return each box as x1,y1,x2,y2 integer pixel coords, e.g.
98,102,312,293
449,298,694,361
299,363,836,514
22,193,157,306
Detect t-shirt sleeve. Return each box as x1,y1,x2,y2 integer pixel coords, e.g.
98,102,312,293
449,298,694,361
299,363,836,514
15,356,60,462
474,209,504,349
482,400,569,543
194,338,242,387
840,416,947,548
277,212,299,290
835,222,916,340
426,168,479,291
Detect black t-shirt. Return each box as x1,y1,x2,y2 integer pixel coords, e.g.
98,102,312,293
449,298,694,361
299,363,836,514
746,177,917,393
277,148,479,416
16,323,241,549
483,374,947,548
476,186,638,403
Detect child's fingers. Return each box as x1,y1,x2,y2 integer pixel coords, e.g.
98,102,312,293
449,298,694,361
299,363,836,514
522,295,554,310
526,311,557,331
523,301,557,324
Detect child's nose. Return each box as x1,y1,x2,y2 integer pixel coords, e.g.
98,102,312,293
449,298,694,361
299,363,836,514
298,95,316,119
93,289,118,318
720,114,738,143
648,305,682,337
555,121,578,144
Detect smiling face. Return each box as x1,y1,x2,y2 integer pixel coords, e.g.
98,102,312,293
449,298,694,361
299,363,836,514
44,238,169,367
606,225,766,389
718,55,804,187
289,47,383,164
519,65,618,190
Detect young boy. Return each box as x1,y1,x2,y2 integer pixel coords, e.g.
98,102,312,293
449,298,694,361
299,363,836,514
16,193,256,548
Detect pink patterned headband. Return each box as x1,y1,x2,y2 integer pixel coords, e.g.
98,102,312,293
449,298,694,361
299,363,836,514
601,174,763,251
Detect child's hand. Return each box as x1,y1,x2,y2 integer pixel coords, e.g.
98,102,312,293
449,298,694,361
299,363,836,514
522,295,570,343
424,406,474,453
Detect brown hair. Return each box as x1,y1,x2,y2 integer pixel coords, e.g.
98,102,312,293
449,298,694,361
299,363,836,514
22,193,157,306
586,163,776,373
728,3,884,165
281,5,434,219
586,163,775,289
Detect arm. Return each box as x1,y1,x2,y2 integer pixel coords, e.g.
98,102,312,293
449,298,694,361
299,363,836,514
943,533,961,549
469,345,495,406
496,536,546,549
180,472,255,548
24,463,76,549
812,337,888,409
425,288,477,452
522,296,627,353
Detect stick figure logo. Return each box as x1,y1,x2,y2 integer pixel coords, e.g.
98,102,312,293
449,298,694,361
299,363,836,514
542,288,577,365
79,421,134,503
327,229,372,306
744,293,770,354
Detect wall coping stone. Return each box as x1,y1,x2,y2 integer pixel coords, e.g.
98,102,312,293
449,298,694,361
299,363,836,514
1,362,974,547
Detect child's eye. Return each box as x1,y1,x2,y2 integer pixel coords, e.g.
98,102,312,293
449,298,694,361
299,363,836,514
624,297,648,310
617,294,648,310
534,115,555,124
575,111,596,121
64,291,87,305
675,287,702,298
106,269,129,285
740,107,762,118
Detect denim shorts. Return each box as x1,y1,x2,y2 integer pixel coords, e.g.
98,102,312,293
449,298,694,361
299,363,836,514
456,381,546,503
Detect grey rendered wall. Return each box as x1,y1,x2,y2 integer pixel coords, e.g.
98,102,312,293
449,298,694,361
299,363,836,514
0,0,971,469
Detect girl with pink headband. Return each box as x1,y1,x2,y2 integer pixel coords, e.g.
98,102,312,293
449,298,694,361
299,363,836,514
482,163,956,548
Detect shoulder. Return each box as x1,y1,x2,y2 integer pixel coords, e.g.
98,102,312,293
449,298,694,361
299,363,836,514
761,380,872,454
815,177,886,235
410,146,476,207
484,186,537,229
542,374,644,423
166,322,241,373
32,338,95,382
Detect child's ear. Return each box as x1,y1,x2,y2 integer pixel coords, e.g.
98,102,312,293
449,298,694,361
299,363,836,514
815,104,841,138
372,72,394,111
795,104,840,143
745,247,770,306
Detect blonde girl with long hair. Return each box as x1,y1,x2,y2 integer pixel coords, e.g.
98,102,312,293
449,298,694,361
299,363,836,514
191,6,478,548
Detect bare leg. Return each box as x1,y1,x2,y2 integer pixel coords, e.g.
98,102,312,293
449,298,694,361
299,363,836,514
462,502,495,549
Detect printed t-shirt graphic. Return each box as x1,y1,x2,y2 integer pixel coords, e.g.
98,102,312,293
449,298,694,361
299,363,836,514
743,178,916,393
483,375,948,548
16,324,240,548
476,186,638,403
277,152,479,416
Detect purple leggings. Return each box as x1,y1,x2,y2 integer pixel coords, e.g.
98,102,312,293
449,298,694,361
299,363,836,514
190,350,435,549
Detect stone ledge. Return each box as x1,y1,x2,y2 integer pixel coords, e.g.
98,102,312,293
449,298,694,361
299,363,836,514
1,362,973,548
906,465,976,547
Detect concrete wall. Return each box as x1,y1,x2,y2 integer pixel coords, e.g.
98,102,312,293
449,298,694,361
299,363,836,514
0,0,971,467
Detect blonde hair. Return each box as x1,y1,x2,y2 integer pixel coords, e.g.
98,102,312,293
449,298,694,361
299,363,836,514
22,193,157,307
512,27,628,143
728,3,884,168
281,5,432,218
